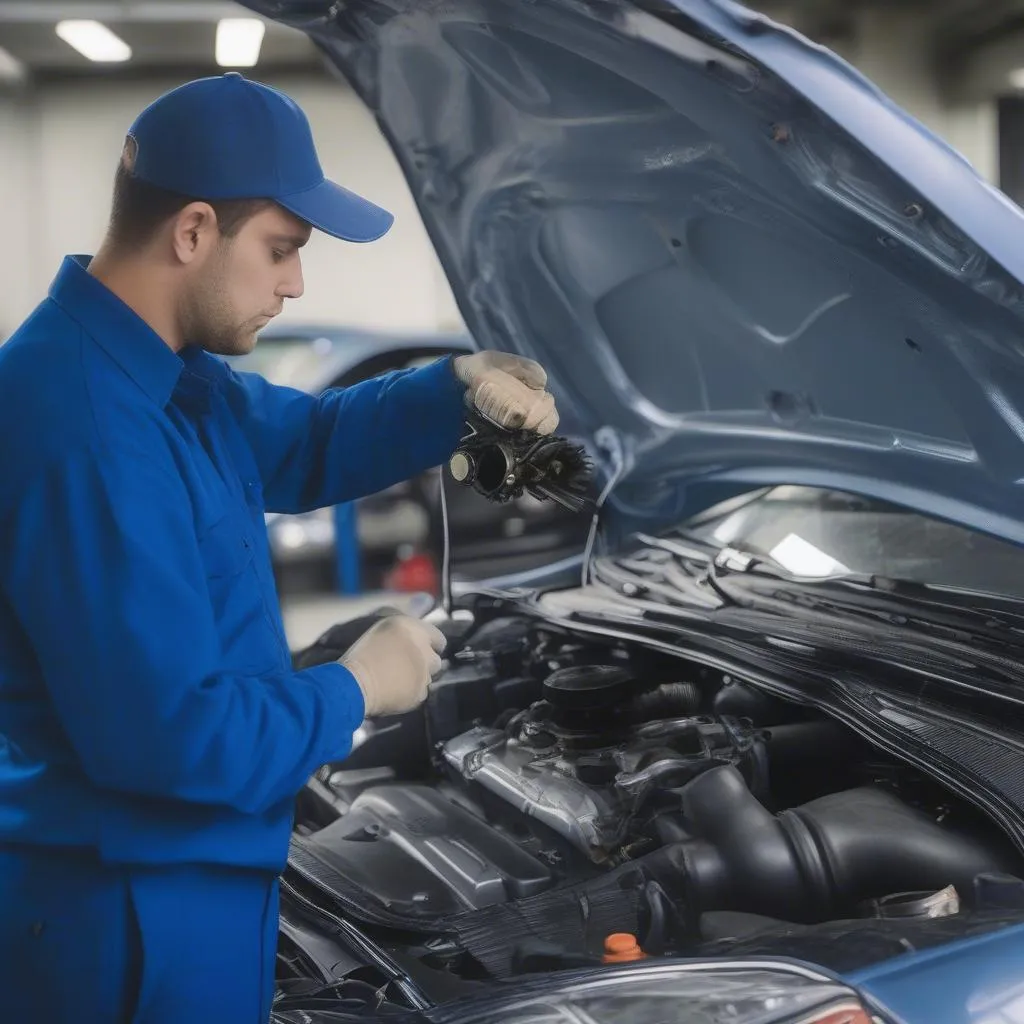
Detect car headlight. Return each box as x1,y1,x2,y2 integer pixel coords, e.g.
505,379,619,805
436,962,880,1024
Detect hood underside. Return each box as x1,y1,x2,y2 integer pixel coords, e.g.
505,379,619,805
248,0,1024,545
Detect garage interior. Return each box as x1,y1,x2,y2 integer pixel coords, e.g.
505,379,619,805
4,4,1024,1021
3,0,1024,643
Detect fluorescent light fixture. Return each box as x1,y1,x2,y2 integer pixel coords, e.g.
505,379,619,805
55,20,131,63
769,533,849,578
216,18,266,68
0,46,26,82
1011,68,1024,91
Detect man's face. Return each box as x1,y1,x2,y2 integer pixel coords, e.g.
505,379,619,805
181,204,310,357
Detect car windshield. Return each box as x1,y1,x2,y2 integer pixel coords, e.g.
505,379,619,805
227,335,339,391
685,485,1024,600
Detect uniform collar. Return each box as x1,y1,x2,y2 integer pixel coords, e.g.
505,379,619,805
48,255,227,412
175,349,227,415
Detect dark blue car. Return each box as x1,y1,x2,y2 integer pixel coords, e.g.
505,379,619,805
224,1,1024,1022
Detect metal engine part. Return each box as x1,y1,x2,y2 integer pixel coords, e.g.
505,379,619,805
441,666,758,863
448,409,592,512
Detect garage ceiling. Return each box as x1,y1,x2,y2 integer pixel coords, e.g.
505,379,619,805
1,0,1024,84
766,0,1024,58
0,1,322,79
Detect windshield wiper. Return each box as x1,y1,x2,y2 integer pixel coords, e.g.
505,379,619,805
632,532,1024,651
593,551,727,610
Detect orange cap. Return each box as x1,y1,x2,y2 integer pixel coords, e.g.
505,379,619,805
602,932,647,963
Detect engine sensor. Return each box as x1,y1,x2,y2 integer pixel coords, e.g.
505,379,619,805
448,409,593,513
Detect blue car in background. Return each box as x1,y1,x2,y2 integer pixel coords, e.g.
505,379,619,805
229,325,591,595
224,1,1024,1022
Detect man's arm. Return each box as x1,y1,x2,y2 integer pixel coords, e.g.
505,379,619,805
0,444,366,816
225,355,468,515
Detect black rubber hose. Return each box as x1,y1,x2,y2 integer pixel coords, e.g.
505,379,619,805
761,722,864,771
712,681,787,723
629,682,701,722
673,765,1010,923
788,786,1011,912
759,721,868,808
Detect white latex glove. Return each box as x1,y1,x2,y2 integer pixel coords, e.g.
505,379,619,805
453,351,560,435
339,615,447,717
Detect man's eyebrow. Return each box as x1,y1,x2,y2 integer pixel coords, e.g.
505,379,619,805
269,233,310,248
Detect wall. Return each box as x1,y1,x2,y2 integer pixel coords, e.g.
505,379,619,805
839,7,999,183
759,3,999,183
0,88,35,337
0,70,464,339
0,10,1003,339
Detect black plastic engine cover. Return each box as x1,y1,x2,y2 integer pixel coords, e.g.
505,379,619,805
296,785,555,918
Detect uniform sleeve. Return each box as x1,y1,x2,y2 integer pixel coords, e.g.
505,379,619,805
225,355,468,515
0,444,366,816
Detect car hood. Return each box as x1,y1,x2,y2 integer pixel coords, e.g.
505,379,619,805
245,0,1024,546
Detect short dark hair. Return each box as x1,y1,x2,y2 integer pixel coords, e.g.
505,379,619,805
105,161,273,252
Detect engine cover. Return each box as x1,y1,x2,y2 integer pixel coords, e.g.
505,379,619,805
441,666,759,863
291,783,558,918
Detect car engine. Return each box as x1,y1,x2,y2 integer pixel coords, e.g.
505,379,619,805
440,664,759,864
278,608,1024,1009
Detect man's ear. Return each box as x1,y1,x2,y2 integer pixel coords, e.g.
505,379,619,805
170,202,218,265
120,135,138,174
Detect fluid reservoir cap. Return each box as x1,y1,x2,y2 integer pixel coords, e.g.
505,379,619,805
602,932,646,963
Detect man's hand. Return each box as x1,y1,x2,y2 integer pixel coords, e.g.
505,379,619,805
340,615,447,717
454,352,559,435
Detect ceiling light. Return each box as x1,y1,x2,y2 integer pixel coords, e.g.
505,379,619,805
0,46,26,83
1010,68,1024,91
55,20,131,63
215,18,266,68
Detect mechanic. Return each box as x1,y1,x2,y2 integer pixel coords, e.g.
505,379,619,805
0,74,559,1024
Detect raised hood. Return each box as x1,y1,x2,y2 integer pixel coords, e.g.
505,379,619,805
245,0,1024,546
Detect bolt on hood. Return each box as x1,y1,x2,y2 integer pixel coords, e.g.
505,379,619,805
244,0,1024,546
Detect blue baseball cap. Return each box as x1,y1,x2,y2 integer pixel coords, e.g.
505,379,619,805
126,72,393,243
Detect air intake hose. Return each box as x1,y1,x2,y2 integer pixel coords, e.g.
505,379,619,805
629,682,701,722
672,765,1009,922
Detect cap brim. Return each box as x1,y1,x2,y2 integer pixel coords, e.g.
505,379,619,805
277,178,394,243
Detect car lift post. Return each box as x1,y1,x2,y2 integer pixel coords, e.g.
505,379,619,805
333,502,361,594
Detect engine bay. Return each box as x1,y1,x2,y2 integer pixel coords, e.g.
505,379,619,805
278,604,1024,1010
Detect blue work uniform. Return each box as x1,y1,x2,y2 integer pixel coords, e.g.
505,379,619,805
0,255,467,1022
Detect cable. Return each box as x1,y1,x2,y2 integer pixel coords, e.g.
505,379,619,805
581,506,603,589
440,465,452,618
581,430,627,588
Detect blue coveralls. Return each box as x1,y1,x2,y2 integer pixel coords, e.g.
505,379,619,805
0,256,467,1021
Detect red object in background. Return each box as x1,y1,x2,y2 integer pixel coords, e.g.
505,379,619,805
385,550,439,595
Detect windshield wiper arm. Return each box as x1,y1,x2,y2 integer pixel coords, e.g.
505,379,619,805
634,532,1024,646
593,554,727,610
714,568,1024,651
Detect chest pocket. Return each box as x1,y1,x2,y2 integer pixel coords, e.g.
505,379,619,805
195,511,281,673
197,514,254,579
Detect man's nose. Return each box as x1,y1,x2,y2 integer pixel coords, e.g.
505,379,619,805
279,259,305,300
